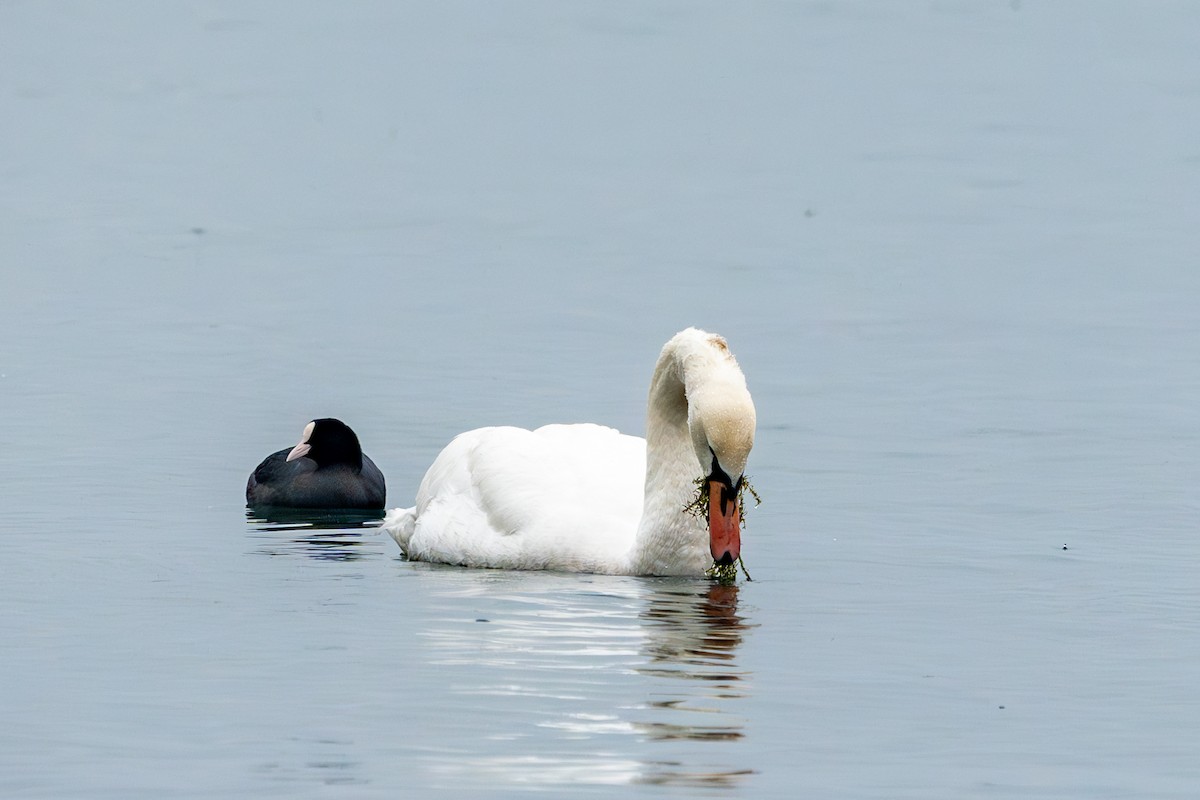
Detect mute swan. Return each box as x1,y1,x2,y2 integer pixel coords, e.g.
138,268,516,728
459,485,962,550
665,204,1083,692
246,418,386,510
383,328,756,576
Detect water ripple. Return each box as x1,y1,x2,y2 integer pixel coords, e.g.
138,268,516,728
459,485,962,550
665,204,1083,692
244,508,385,561
410,573,755,789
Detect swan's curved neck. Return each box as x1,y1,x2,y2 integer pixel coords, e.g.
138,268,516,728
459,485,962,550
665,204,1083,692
628,331,749,575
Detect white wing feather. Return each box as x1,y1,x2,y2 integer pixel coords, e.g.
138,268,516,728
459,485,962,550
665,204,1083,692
384,424,646,573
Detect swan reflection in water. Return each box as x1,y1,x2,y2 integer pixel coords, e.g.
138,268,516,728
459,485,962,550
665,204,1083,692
245,508,384,561
415,572,755,790
635,583,751,748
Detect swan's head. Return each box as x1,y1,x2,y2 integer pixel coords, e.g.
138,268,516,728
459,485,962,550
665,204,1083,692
689,388,755,485
683,334,756,565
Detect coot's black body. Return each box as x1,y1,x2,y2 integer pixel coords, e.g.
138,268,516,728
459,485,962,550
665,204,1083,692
246,418,386,510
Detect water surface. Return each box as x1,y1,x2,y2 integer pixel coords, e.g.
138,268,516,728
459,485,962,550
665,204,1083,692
2,2,1198,797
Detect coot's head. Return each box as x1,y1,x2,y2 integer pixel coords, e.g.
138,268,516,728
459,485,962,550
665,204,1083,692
287,418,365,471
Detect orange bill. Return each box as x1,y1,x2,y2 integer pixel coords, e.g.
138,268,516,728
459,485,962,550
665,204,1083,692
708,478,741,565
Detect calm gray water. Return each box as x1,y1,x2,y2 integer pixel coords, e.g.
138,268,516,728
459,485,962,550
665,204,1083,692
3,2,1199,797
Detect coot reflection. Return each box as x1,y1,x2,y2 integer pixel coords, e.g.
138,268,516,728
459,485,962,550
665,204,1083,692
245,507,384,561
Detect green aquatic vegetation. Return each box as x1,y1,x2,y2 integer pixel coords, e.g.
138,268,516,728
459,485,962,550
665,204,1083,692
685,475,761,583
683,475,761,523
705,557,753,584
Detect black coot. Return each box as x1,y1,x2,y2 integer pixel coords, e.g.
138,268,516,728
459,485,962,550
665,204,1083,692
246,418,386,510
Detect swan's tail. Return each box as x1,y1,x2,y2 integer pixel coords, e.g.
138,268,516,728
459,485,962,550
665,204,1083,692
381,507,417,553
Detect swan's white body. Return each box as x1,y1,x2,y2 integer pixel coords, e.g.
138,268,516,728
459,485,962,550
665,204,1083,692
383,328,755,576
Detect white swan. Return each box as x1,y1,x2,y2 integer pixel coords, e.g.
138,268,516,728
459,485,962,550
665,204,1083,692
382,328,756,576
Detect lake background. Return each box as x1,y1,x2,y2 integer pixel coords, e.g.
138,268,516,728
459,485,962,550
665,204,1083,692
2,1,1198,797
